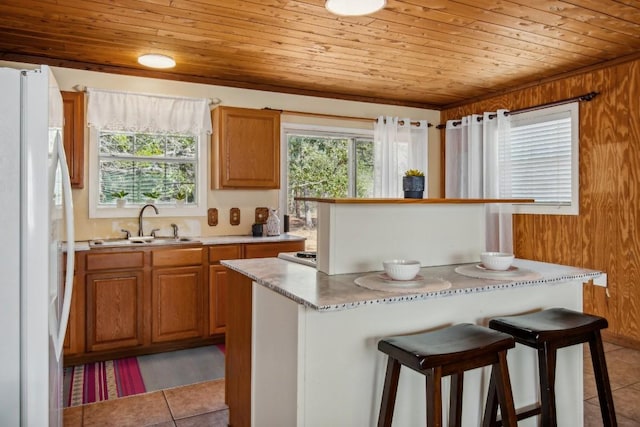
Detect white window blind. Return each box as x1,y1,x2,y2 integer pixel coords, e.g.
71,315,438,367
506,102,579,214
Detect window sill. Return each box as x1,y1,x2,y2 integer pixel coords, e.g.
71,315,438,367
512,203,578,216
89,204,206,219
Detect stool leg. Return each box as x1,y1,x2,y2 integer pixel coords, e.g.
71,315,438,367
493,351,517,427
537,343,558,427
426,367,443,427
481,368,499,427
449,372,464,427
378,357,402,427
588,331,617,427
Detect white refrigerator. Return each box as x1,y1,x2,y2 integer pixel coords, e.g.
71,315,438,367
0,65,75,426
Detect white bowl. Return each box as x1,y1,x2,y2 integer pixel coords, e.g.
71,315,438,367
383,259,421,281
480,252,515,271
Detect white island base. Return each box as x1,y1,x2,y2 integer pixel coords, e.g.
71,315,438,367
251,280,583,426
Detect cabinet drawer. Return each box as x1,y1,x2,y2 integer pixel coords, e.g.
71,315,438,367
244,241,305,259
209,245,242,263
86,252,144,271
153,248,204,267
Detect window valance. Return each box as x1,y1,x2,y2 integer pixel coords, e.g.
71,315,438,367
87,88,212,135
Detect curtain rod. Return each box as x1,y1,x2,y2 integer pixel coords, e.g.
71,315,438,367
264,108,433,128
435,91,599,129
72,85,222,106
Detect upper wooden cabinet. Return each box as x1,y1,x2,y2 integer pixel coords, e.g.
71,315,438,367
211,106,280,189
61,91,85,188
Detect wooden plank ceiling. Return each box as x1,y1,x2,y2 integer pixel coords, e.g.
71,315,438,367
0,0,639,109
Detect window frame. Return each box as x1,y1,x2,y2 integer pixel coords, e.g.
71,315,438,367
508,102,580,215
278,122,374,217
88,127,208,218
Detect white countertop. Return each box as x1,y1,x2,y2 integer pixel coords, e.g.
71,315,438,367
221,257,603,312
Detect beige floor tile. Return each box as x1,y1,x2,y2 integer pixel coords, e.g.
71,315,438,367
63,405,83,427
174,409,228,427
604,347,640,366
586,384,640,423
584,400,640,427
586,357,640,390
163,379,227,420
584,371,598,401
83,391,173,427
603,342,623,353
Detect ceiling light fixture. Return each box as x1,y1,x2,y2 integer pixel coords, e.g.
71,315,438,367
325,0,386,16
137,54,176,69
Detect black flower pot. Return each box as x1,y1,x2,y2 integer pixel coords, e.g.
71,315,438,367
403,176,425,199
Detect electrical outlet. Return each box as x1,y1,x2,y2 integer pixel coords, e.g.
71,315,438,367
230,208,240,225
207,208,218,226
255,207,269,224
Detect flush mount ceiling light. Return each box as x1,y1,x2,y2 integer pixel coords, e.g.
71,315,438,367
137,54,176,69
325,0,386,16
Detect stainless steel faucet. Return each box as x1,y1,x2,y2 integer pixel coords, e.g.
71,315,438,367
171,223,179,239
138,204,159,236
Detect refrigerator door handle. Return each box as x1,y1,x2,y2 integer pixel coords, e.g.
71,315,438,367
52,131,75,361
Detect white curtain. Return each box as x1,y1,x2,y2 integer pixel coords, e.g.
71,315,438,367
374,116,429,197
87,88,212,134
445,110,513,252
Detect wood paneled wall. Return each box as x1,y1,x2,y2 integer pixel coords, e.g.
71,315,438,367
441,58,640,348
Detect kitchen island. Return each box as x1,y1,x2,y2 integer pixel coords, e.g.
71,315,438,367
221,257,603,427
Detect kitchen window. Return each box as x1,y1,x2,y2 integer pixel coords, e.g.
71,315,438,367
280,124,374,249
87,89,211,218
507,102,579,215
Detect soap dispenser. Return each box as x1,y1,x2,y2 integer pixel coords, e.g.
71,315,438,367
265,208,281,236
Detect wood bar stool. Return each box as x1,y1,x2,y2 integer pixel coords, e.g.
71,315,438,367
377,323,518,427
487,308,617,427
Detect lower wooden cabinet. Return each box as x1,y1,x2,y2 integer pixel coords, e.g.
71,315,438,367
207,241,305,336
64,240,304,364
86,270,144,352
152,266,204,343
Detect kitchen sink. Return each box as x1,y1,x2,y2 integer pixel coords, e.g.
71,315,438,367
89,237,200,248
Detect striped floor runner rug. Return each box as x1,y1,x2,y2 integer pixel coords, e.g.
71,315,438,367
64,357,144,407
64,344,226,407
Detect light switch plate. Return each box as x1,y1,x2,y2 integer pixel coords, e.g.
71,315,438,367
230,208,240,226
207,208,218,226
255,207,269,224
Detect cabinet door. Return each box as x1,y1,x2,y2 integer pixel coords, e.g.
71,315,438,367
212,106,280,189
209,265,228,335
86,270,144,352
61,91,85,188
151,266,204,343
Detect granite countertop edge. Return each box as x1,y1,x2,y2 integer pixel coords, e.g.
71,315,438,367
222,258,603,312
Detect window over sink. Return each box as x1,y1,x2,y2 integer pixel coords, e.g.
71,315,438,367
86,89,211,218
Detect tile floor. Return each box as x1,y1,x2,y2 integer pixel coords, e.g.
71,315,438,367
64,342,640,426
584,342,640,426
63,378,228,427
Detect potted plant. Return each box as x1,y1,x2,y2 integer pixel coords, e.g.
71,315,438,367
174,187,190,206
111,190,129,208
402,169,425,199
143,190,160,203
